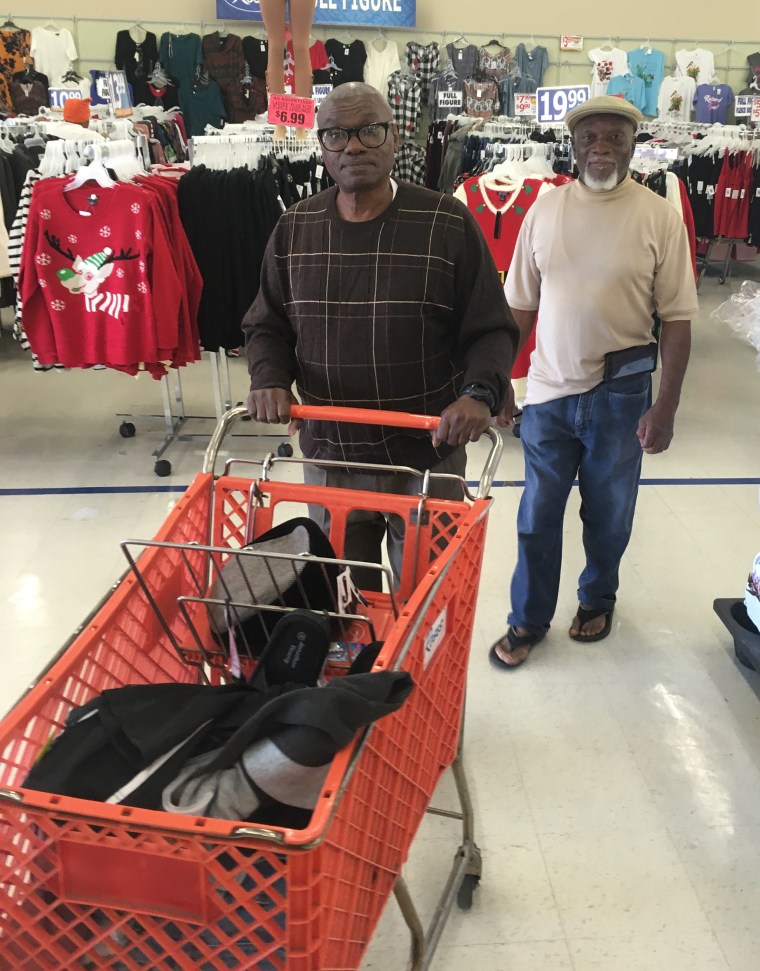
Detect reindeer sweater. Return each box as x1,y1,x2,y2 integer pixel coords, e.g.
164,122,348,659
18,178,188,375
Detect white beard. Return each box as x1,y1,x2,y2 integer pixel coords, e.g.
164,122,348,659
582,171,621,192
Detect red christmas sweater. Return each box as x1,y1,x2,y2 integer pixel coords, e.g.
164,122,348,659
19,179,188,376
455,175,571,379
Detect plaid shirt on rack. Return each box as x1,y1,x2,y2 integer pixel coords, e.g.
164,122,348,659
405,41,439,102
392,142,426,185
387,70,422,138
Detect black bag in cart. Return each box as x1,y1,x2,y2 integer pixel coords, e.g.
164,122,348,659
208,518,340,656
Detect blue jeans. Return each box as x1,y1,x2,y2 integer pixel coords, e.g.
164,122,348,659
508,373,651,639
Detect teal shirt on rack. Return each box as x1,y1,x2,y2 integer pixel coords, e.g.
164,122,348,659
627,48,666,116
158,32,203,86
179,79,226,136
607,73,647,114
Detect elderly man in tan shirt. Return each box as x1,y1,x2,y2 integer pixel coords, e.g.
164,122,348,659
491,95,699,669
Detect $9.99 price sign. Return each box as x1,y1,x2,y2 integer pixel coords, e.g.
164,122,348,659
536,85,590,124
268,93,315,129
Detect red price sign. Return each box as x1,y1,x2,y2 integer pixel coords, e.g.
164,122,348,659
267,93,315,129
514,94,536,116
752,97,760,123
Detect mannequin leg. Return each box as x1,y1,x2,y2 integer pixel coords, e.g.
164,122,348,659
288,0,315,100
259,0,287,140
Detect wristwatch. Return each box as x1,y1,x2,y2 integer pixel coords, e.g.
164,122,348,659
460,383,497,414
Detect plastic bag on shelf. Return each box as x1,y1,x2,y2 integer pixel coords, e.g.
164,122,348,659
711,281,760,362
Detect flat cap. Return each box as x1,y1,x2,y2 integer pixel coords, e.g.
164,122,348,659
565,95,643,134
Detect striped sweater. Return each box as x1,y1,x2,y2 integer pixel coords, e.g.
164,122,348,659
243,181,517,469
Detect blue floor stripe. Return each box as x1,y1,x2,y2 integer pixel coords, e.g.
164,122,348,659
1,477,759,498
474,478,760,489
0,486,188,496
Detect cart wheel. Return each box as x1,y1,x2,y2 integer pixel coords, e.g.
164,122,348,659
119,422,136,438
154,459,172,477
457,874,480,911
719,277,726,285
277,442,294,457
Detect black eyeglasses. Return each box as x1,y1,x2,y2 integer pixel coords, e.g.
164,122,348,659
317,122,391,152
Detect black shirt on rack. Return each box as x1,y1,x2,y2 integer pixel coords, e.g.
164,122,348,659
242,35,270,81
685,151,723,238
324,39,367,84
115,29,159,106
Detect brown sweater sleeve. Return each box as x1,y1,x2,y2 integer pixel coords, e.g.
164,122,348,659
241,220,297,391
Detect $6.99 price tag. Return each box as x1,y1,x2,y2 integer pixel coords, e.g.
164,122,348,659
267,93,315,129
536,85,590,124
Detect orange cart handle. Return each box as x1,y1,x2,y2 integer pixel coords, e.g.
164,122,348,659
289,404,440,430
203,405,503,498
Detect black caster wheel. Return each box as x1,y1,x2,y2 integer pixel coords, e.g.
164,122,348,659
119,422,136,438
457,874,480,911
277,443,294,457
154,459,172,477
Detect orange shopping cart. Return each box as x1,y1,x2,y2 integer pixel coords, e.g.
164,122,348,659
0,405,503,971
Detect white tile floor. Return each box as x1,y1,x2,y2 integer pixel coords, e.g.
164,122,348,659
2,263,760,970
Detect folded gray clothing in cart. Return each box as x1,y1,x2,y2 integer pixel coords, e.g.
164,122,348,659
162,671,412,820
22,672,412,825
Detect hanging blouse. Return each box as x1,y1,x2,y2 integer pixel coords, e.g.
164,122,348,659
364,39,401,95
0,29,31,110
115,29,159,106
477,46,514,83
515,44,549,87
242,36,269,81
158,32,203,86
405,41,439,101
464,79,499,119
387,70,422,138
9,76,48,115
324,39,367,84
445,43,479,81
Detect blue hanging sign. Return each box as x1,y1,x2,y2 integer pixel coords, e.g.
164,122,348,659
216,0,416,28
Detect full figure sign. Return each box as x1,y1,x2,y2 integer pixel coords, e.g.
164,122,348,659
216,0,416,27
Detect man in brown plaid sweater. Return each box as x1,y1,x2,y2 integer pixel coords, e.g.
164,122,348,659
243,82,517,587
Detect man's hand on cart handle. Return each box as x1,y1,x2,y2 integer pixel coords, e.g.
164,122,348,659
433,396,491,448
493,380,516,429
247,388,303,434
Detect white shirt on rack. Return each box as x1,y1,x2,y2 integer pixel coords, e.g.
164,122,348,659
675,48,715,88
364,39,401,95
30,26,78,86
588,47,629,97
657,76,696,121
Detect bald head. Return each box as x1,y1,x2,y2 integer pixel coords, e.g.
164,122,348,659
317,82,392,128
315,81,399,198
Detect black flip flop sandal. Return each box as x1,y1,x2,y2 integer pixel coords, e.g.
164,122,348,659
250,609,332,689
489,626,541,670
569,604,615,643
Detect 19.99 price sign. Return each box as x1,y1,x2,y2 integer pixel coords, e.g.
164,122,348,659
267,93,315,129
536,85,589,124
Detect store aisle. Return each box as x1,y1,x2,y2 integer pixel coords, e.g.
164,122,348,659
1,268,760,971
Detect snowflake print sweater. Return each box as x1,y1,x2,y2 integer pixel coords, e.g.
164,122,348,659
18,180,185,375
